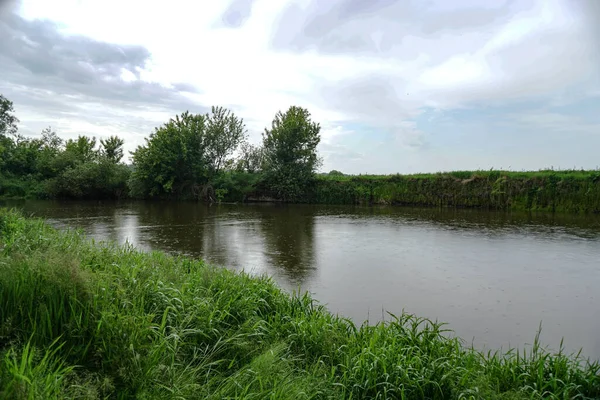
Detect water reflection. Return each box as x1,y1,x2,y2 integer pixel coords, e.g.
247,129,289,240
2,199,600,360
259,205,316,286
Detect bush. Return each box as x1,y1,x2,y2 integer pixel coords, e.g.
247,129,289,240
44,161,130,199
212,171,261,202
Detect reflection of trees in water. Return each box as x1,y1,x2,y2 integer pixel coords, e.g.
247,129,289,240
10,200,600,281
258,205,316,287
123,203,262,272
128,201,214,257
130,202,318,287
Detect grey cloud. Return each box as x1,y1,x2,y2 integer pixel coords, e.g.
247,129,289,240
574,0,600,56
419,3,518,36
0,10,207,139
219,0,256,28
335,0,398,18
0,0,17,13
319,142,364,172
314,75,428,151
431,27,599,107
271,0,517,56
270,1,408,55
315,75,417,124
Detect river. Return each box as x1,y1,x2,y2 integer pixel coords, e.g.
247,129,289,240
3,200,600,361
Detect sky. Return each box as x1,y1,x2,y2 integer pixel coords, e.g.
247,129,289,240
0,0,599,174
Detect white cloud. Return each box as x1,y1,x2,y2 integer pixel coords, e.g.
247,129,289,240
5,0,600,172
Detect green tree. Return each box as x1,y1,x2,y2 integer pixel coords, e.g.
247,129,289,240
262,106,321,201
3,135,43,177
40,126,63,152
129,111,208,199
0,95,19,172
65,136,98,164
236,141,264,173
0,94,19,138
130,107,247,200
36,127,64,179
100,135,125,163
204,106,246,175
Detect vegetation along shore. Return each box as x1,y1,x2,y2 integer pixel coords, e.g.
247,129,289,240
0,209,599,399
2,93,599,212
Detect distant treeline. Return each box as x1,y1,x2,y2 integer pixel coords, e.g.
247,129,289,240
2,94,599,212
1,93,321,202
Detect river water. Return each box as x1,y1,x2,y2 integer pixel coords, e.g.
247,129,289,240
3,200,600,360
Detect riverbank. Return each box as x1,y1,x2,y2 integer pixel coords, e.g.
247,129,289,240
4,169,599,214
311,170,600,213
1,209,598,399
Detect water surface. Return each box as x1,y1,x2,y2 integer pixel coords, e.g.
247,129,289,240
4,200,600,360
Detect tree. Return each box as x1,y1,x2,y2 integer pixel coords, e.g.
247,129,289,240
2,136,43,176
129,111,208,198
236,141,264,173
262,106,321,201
0,94,19,138
129,107,247,200
40,126,63,152
65,135,98,163
37,127,64,178
100,135,125,163
0,95,19,172
204,106,246,175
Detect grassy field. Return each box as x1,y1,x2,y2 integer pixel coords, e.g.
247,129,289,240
314,169,600,213
1,209,599,399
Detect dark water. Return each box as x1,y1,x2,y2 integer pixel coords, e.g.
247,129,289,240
3,200,600,360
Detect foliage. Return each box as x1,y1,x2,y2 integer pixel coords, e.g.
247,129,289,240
313,170,600,212
205,106,247,175
1,92,599,212
1,209,599,399
0,95,20,184
129,111,208,199
65,135,98,164
212,171,262,202
236,141,264,174
129,107,247,201
261,106,321,201
0,94,19,138
100,135,124,163
44,160,131,199
0,95,130,200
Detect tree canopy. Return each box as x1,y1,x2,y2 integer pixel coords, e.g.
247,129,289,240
129,107,248,200
101,136,125,163
261,106,321,201
0,94,19,138
0,94,129,199
1,93,324,203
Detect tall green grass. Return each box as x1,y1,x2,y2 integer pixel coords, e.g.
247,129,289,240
314,170,600,213
1,208,599,399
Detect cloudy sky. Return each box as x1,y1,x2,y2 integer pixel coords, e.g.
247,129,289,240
1,0,598,173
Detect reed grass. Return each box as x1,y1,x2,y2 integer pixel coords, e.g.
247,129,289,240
1,208,598,399
314,169,600,212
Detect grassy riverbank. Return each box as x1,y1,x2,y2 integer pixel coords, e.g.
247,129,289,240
4,169,600,214
312,170,600,213
1,209,599,399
